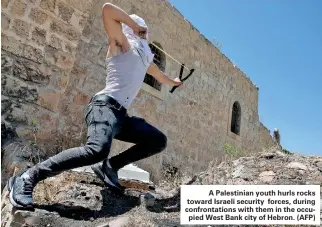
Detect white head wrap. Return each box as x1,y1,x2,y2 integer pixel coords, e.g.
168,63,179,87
122,14,154,65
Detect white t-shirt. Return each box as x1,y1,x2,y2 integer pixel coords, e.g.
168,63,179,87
95,15,154,109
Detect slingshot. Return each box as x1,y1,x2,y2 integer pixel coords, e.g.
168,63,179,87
170,64,195,93
149,42,195,93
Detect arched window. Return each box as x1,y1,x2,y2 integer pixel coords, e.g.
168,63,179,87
144,42,166,91
231,101,241,135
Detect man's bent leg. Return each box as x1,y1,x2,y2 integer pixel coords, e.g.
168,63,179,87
28,122,114,182
109,116,167,171
8,104,118,208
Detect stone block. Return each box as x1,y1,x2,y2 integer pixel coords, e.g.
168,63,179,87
44,46,74,69
55,51,74,69
67,65,88,88
1,33,24,56
116,0,133,12
57,100,85,125
12,58,50,85
28,7,48,25
2,0,10,8
40,0,56,13
47,34,62,49
12,19,30,39
9,0,27,17
77,39,102,61
31,27,47,45
37,90,61,112
59,72,69,90
2,75,38,102
64,42,77,53
82,74,105,95
1,96,12,115
64,0,94,13
5,104,29,124
1,13,11,30
73,93,90,105
50,19,81,41
1,54,14,75
78,14,89,29
23,45,43,63
70,11,88,32
46,67,69,91
58,1,74,22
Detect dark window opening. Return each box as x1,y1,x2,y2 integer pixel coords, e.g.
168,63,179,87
231,101,241,135
144,42,166,91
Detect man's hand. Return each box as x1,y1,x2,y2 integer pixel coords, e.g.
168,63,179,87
147,63,184,87
173,77,183,87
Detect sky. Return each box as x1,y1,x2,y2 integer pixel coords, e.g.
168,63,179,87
168,0,322,156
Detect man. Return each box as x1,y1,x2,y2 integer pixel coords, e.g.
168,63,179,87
8,3,183,208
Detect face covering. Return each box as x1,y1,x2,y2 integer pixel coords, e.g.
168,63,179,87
122,14,155,66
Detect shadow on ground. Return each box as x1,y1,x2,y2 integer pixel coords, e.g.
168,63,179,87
8,175,197,225
34,188,140,220
147,191,181,213
147,176,197,213
33,184,185,220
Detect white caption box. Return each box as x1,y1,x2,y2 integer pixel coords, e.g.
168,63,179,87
180,185,320,225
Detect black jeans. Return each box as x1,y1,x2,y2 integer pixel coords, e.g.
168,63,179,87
28,96,167,182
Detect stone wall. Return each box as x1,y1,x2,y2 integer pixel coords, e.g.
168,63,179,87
259,123,277,151
1,0,276,181
1,0,94,149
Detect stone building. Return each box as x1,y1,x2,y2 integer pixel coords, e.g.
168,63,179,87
1,0,276,181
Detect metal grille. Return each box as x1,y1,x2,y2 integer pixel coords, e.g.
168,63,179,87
231,102,241,135
143,44,164,91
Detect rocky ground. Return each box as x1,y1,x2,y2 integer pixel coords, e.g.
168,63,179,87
1,167,184,227
1,147,321,227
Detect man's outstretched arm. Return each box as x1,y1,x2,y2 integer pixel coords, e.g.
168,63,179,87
147,63,183,86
